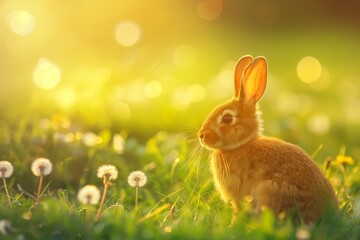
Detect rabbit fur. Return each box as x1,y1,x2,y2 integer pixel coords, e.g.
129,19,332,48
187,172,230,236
198,55,338,224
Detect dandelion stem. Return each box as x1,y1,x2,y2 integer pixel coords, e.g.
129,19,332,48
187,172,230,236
82,208,89,223
2,177,12,206
96,183,108,220
35,175,43,207
135,186,139,210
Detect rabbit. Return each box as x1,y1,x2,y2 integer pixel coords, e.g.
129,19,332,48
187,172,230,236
198,55,338,224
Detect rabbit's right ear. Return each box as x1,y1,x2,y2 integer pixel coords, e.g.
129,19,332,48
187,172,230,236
234,55,253,100
240,56,267,104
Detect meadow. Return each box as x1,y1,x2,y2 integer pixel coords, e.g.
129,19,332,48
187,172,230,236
1,0,360,239
1,115,360,239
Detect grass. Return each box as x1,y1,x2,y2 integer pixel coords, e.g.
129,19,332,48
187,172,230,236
1,116,360,239
1,1,360,239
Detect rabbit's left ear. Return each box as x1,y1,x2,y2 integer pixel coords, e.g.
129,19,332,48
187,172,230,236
234,55,253,100
240,56,267,104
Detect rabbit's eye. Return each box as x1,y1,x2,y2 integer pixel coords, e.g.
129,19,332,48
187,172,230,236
221,114,233,124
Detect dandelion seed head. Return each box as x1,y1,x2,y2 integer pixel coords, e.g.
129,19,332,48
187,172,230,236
0,161,14,178
0,219,12,235
128,170,147,187
31,158,53,176
296,227,310,240
77,185,101,205
97,164,118,180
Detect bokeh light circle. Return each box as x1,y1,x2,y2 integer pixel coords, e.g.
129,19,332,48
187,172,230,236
144,80,163,99
33,58,61,90
297,56,322,83
307,113,330,135
56,88,75,109
196,0,223,21
7,10,36,36
114,21,142,47
171,84,206,110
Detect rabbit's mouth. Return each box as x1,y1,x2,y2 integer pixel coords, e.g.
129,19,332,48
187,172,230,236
198,136,211,149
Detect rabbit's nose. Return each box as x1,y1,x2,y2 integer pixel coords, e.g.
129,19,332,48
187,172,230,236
198,130,205,139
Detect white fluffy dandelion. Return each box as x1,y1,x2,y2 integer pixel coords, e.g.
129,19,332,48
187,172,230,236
0,161,14,205
31,158,53,207
296,227,310,240
128,170,147,188
0,219,12,235
97,165,118,181
96,164,118,220
128,170,147,210
77,185,101,205
0,161,14,178
31,158,53,176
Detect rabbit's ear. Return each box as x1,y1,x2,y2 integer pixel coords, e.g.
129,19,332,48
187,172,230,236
234,55,253,100
240,56,267,104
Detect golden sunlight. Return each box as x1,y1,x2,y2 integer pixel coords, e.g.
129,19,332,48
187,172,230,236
33,58,62,90
114,21,142,47
297,56,322,83
7,10,35,36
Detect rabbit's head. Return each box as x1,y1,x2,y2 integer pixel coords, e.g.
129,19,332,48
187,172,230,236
198,56,267,150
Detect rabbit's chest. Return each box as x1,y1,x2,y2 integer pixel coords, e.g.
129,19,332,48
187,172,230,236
210,153,255,201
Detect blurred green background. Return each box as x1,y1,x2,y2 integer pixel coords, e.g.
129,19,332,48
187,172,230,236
1,0,360,161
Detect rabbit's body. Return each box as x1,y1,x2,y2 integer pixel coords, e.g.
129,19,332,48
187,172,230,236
211,136,336,223
198,56,338,224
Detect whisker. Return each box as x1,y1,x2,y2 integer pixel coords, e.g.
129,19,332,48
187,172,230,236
182,140,200,171
183,137,210,184
218,151,230,181
184,146,202,183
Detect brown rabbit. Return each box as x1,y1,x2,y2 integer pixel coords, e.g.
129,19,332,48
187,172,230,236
198,55,338,224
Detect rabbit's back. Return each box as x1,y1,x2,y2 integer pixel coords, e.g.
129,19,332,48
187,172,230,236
211,136,337,223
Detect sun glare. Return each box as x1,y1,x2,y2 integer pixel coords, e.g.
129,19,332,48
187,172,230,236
33,58,62,90
114,21,142,47
297,56,322,83
7,10,36,36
